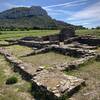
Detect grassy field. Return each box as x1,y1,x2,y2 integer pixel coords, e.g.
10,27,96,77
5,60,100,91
0,30,59,40
0,29,100,41
76,29,100,37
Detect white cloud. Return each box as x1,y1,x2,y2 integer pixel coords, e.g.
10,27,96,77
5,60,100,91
43,0,87,8
68,1,100,21
43,0,87,21
43,0,100,28
44,8,73,15
66,1,100,28
43,0,87,19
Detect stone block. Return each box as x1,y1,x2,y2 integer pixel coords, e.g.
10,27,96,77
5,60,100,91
31,69,85,99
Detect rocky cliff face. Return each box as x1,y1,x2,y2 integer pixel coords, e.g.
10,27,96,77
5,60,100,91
0,6,48,19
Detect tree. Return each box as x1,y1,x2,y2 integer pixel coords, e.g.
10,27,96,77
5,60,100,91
96,26,100,29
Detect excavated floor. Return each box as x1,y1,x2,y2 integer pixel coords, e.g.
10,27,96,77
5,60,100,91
4,45,78,69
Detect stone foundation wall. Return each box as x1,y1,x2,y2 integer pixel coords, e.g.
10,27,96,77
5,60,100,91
51,45,93,57
64,37,80,44
17,40,59,48
77,36,100,46
56,55,97,71
18,40,43,48
20,36,41,41
0,47,85,100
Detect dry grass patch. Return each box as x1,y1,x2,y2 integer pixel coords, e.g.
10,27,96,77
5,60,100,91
65,60,100,100
20,52,77,68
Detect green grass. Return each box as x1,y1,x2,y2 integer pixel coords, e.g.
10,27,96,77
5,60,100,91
6,76,18,85
0,29,100,41
0,30,59,40
0,55,33,100
5,45,33,58
76,29,100,37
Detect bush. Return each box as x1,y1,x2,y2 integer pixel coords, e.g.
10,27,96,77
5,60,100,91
6,76,18,85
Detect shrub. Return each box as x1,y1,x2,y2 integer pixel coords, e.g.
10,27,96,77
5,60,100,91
6,76,18,85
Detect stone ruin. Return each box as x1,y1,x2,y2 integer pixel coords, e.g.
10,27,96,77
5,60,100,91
0,47,85,99
0,27,100,100
21,27,75,42
5,27,76,48
59,27,75,42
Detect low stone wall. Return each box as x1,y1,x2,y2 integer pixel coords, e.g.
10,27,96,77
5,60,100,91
77,36,100,46
56,55,97,71
51,45,94,57
0,47,85,100
0,49,35,80
0,41,18,47
42,34,59,42
5,39,18,43
64,37,79,44
22,46,52,57
18,40,43,48
17,40,58,48
20,36,41,41
21,43,97,59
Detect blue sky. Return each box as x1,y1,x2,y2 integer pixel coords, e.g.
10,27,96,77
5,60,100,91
0,0,100,28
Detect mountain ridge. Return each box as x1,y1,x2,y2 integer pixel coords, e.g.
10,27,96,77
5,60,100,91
0,6,84,30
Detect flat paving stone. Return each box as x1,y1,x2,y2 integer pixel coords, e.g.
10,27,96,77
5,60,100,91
32,69,85,99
